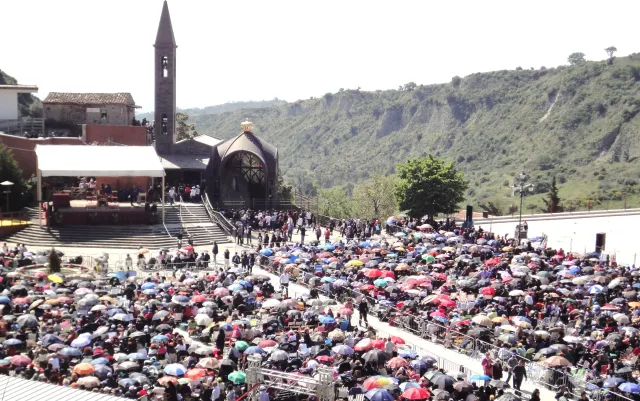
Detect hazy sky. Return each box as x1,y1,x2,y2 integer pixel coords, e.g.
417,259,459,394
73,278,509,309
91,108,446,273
2,0,639,112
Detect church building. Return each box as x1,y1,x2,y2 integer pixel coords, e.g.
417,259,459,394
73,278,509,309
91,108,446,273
153,1,279,209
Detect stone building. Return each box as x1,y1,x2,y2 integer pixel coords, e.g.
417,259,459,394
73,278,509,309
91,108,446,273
43,92,139,126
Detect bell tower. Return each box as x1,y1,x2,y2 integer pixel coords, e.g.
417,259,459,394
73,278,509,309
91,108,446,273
154,0,177,155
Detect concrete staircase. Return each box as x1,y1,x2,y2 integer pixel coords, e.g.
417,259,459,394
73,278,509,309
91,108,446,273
4,204,230,249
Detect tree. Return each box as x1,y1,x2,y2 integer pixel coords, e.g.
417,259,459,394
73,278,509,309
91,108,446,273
394,155,468,221
508,204,518,216
605,46,617,64
451,76,461,89
352,174,397,220
542,176,563,213
478,201,504,217
317,187,352,219
0,144,27,212
48,248,61,274
403,82,417,91
567,52,586,65
176,112,197,141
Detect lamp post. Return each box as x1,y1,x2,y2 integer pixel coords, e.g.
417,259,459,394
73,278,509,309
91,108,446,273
0,181,14,214
512,171,534,242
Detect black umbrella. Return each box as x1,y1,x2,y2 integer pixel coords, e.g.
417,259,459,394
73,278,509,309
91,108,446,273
156,324,172,332
433,374,455,389
616,366,633,375
363,349,388,364
495,394,521,401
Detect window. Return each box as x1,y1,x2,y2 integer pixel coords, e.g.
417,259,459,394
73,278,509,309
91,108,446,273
100,109,107,121
162,56,168,78
161,113,168,134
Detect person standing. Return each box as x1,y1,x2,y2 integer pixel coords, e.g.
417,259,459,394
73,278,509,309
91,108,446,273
212,241,219,267
223,248,230,269
280,271,290,297
481,352,494,379
300,226,306,245
246,226,252,245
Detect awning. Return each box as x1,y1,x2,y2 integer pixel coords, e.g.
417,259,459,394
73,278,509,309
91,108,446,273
35,145,165,177
0,375,126,401
160,154,209,170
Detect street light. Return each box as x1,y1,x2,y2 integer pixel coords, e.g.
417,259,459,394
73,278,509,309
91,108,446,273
511,171,534,242
1,181,14,214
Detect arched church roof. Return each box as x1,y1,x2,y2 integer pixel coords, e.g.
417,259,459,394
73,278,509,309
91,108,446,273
216,131,277,168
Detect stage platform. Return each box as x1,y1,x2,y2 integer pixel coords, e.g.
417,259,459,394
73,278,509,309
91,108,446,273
51,200,150,225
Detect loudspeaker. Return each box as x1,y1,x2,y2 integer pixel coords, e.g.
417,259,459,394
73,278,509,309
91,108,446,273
595,232,606,252
466,205,473,221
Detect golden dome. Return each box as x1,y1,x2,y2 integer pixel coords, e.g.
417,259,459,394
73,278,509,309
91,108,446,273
241,119,254,132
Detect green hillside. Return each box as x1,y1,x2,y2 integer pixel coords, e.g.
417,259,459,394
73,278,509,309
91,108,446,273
0,70,42,118
191,55,640,214
136,99,287,121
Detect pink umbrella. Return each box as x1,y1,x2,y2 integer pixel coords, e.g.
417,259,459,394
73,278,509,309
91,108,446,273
430,311,447,319
214,288,229,297
191,295,206,303
10,355,31,367
13,298,30,305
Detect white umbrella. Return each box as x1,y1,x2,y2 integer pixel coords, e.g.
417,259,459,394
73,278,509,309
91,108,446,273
262,299,281,308
194,314,212,326
509,290,524,297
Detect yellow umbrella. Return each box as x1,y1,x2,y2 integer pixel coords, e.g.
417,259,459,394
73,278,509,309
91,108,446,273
347,260,363,266
492,317,508,323
442,246,455,252
394,247,405,252
139,248,150,254
502,246,514,252
48,275,63,284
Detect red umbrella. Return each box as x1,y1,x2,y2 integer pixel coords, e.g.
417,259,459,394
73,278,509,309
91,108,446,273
191,295,207,303
387,356,408,368
183,245,194,251
360,284,375,291
402,387,431,400
258,340,277,348
390,336,405,345
316,355,334,363
431,273,447,280
439,299,457,308
13,298,29,305
354,339,372,351
319,252,333,258
364,269,383,278
371,339,386,350
430,311,447,319
380,271,395,279
480,287,496,296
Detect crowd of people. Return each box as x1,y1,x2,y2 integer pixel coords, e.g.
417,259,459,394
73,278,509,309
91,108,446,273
1,208,639,401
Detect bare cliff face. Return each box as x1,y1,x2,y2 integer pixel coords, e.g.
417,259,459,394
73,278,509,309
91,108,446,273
191,56,640,209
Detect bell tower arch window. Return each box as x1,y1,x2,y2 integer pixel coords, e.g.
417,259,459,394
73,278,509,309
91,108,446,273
161,56,169,78
161,113,168,134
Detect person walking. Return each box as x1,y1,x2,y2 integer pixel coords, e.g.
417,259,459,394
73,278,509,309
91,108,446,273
300,226,306,245
245,226,252,245
358,298,369,326
212,241,219,267
513,359,527,391
279,271,290,297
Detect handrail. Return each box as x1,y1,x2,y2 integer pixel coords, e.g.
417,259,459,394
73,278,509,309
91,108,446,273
179,197,217,238
203,193,236,235
177,196,191,238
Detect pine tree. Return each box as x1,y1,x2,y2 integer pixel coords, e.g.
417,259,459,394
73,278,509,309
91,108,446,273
542,177,563,213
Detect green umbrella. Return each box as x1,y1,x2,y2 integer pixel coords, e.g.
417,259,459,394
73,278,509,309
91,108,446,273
425,370,442,381
228,371,246,384
235,341,249,352
422,254,436,263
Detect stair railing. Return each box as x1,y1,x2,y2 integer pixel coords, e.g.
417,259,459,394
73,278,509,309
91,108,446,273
203,193,236,236
179,196,218,238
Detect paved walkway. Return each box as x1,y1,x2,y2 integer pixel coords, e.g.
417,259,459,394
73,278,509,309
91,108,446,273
252,266,555,401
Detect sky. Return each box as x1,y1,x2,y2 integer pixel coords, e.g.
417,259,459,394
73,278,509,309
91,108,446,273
2,0,640,112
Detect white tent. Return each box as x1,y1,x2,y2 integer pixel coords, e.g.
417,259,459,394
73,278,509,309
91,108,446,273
34,145,166,226
35,145,165,177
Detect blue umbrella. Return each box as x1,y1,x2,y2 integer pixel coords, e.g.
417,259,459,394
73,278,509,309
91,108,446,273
59,347,82,357
172,295,190,304
91,357,109,365
470,374,491,381
41,334,62,346
0,359,9,366
129,352,147,360
399,382,420,391
141,282,156,290
244,346,265,355
221,323,233,331
164,363,187,376
589,285,604,295
332,345,354,355
259,249,273,256
321,277,335,283
3,339,21,346
409,360,427,371
118,378,137,388
238,280,252,288
228,284,243,292
398,349,417,358
94,364,112,378
365,389,394,401
108,271,128,280
143,289,157,295
360,242,371,248
71,336,91,348
151,335,169,343
619,382,640,393
322,244,335,251
374,279,388,287
0,297,11,304
107,308,125,317
603,377,625,388
319,316,336,324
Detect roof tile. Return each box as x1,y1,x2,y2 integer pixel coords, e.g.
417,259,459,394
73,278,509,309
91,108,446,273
43,92,136,106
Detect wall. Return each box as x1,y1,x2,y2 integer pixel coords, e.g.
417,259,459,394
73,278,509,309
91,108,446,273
0,133,82,178
83,124,147,145
93,176,149,192
45,104,133,126
0,90,20,120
